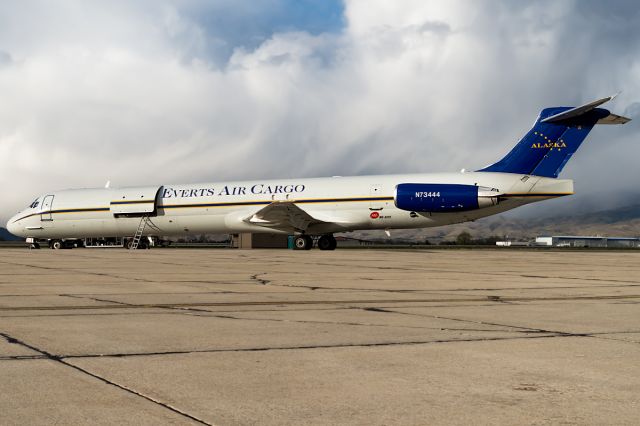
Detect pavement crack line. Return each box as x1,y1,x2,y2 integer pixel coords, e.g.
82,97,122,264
0,332,212,425
365,308,640,346
0,260,155,283
153,302,529,332
585,334,640,345
3,330,638,362
250,273,271,285
3,293,640,312
0,355,48,361
350,307,640,347
178,310,522,332
353,306,566,335
54,333,586,360
61,294,135,306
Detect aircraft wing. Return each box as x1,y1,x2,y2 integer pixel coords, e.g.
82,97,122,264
244,201,330,232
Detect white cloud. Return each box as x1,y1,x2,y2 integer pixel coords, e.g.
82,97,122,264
1,0,639,222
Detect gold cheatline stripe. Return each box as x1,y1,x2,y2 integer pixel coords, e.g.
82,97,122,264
161,196,395,209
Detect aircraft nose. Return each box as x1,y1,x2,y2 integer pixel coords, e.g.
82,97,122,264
6,215,22,238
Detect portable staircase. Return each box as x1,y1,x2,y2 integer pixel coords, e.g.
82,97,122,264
130,216,150,250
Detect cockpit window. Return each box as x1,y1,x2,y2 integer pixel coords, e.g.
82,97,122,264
29,199,39,209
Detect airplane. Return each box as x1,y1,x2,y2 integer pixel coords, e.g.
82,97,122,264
6,95,631,250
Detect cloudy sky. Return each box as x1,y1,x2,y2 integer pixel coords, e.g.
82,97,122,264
1,0,639,223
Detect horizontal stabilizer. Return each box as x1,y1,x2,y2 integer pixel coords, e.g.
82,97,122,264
597,113,631,125
541,94,630,124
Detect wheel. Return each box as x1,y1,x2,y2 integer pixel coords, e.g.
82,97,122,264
318,235,337,251
125,240,134,250
303,235,313,250
50,240,63,250
30,243,41,250
294,236,308,250
294,235,313,250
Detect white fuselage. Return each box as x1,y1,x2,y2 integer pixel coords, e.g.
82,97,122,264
6,172,573,239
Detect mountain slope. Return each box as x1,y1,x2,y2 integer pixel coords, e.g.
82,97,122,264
349,203,640,243
0,227,19,241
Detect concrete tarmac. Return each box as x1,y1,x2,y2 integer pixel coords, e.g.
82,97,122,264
0,248,639,425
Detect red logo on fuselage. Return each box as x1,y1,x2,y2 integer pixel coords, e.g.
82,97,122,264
370,211,380,219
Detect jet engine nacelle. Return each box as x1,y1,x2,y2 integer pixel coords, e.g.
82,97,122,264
394,183,500,213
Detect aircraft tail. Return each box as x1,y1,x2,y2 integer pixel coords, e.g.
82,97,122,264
478,95,630,178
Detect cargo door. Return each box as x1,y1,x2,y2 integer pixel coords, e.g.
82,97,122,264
40,195,54,221
110,186,162,216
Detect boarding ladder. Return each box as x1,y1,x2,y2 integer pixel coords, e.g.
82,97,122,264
130,216,150,250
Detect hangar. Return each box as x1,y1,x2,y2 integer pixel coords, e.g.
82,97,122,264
535,236,640,248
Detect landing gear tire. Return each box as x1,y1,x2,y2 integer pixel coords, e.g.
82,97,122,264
30,243,41,250
50,240,63,250
294,235,313,250
125,240,133,250
317,235,337,250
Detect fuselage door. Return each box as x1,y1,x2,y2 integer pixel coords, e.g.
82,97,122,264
111,186,162,216
40,195,54,221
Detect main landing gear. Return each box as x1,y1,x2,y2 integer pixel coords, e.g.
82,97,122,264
317,235,337,251
293,235,313,250
293,234,337,251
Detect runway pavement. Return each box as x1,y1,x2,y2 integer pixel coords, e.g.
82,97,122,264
0,248,639,425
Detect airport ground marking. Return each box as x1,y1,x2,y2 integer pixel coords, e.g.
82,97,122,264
0,331,213,425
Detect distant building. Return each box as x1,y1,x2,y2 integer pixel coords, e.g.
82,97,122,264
496,240,531,247
535,236,640,248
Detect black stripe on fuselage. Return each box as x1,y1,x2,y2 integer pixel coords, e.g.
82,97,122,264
54,207,111,213
12,207,110,222
9,197,392,222
110,200,155,205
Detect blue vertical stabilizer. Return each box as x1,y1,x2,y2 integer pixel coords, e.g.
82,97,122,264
478,95,629,178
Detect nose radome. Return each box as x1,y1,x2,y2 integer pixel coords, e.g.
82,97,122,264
6,216,21,238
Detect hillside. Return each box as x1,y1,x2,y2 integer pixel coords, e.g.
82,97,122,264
348,203,640,243
0,227,19,241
